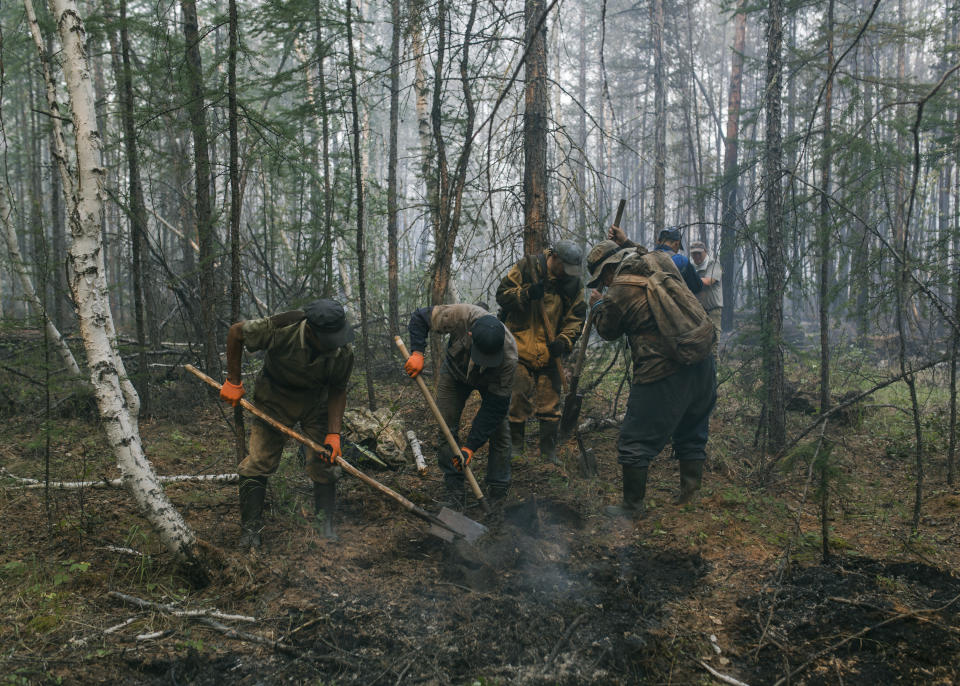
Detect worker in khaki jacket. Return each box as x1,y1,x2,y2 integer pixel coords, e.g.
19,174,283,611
404,304,517,506
219,299,354,547
496,240,586,464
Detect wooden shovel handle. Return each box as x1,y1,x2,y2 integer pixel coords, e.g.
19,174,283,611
394,338,490,512
183,364,454,532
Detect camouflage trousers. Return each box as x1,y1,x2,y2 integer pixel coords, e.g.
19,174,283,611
508,362,562,423
237,379,340,484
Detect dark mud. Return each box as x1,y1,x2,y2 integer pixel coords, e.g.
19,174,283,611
739,556,960,684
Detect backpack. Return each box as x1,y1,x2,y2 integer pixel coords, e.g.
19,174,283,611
612,248,715,365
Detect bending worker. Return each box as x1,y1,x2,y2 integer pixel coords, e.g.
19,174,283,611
404,304,517,506
219,299,354,546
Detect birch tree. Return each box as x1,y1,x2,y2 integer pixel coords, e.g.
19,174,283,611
45,0,206,574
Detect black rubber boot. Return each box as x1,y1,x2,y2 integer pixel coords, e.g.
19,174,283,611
440,479,465,511
604,466,648,519
313,481,338,541
539,420,560,465
238,476,267,549
510,421,526,460
676,460,704,505
487,483,509,505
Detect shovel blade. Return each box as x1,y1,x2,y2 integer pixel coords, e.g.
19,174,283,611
435,506,487,543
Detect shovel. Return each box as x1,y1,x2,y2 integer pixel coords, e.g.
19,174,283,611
394,337,491,514
185,364,486,543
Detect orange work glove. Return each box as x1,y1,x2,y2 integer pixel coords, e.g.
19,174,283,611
219,380,245,406
452,446,473,471
322,433,342,464
405,351,425,378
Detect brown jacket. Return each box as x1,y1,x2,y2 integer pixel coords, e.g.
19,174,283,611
495,252,586,370
592,250,682,384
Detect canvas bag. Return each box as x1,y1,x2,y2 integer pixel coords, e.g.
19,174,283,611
611,248,715,365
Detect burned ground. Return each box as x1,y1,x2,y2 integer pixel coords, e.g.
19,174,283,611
2,351,960,685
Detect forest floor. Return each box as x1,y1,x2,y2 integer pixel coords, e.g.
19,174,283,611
1,332,960,685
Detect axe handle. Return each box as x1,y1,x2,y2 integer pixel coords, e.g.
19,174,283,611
184,364,457,533
613,198,626,228
393,338,490,513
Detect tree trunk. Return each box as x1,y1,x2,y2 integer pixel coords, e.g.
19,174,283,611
345,0,377,411
818,0,834,416
48,0,204,573
763,0,786,454
180,0,219,377
523,0,549,253
228,0,245,459
720,1,746,333
387,0,402,336
652,0,666,236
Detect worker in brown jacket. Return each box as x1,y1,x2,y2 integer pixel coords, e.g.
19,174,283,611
219,299,354,547
496,240,586,464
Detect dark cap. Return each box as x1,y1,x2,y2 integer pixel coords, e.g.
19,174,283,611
658,226,683,249
585,240,630,288
469,315,505,367
304,299,355,348
552,240,583,276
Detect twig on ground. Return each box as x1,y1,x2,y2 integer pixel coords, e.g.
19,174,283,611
136,630,172,641
97,546,143,557
12,473,239,490
70,617,139,646
108,590,256,623
698,659,751,686
545,613,587,664
198,617,357,668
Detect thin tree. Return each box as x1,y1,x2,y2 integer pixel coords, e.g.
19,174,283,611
387,0,402,336
651,0,666,235
523,0,549,253
228,0,244,459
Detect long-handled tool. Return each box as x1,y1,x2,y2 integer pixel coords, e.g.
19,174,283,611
559,197,627,443
185,364,486,542
394,338,491,514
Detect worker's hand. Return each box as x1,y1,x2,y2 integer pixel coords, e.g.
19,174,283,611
528,282,545,301
589,289,603,306
219,380,245,406
608,224,627,245
405,351,425,378
452,446,473,471
547,338,570,358
322,433,341,463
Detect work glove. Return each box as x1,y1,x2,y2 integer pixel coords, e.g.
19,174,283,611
451,446,473,471
528,282,545,301
547,338,570,358
405,351,425,378
322,433,341,464
219,380,245,406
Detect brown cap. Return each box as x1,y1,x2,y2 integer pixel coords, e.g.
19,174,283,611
586,240,630,288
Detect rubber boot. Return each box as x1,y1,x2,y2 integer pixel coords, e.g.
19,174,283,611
539,420,560,465
487,483,509,506
440,479,465,511
676,460,704,505
604,466,648,519
510,421,526,460
238,476,267,549
313,481,338,541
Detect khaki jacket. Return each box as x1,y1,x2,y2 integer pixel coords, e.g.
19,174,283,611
429,304,518,398
495,252,586,370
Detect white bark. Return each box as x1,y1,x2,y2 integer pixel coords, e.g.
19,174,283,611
48,0,198,561
0,166,81,376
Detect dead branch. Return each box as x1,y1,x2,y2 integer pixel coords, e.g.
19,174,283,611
6,473,239,489
698,660,751,686
108,590,256,623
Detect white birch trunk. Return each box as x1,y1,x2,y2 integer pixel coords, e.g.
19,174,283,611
48,0,200,563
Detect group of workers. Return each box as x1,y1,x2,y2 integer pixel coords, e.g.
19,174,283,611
218,224,723,547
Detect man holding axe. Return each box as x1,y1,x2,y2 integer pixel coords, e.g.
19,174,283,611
495,241,586,464
403,304,517,507
219,299,354,546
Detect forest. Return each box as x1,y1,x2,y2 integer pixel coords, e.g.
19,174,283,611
1,0,959,683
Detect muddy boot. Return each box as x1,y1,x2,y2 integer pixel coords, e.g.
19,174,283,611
238,476,267,549
440,480,465,511
539,420,560,465
313,481,338,541
604,466,647,519
510,421,526,460
676,460,703,505
487,484,509,506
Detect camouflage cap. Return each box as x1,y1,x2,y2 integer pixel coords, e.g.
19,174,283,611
586,240,630,288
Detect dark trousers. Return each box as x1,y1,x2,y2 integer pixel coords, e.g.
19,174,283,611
435,368,511,490
618,356,717,468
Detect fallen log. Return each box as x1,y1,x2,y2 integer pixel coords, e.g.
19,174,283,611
2,472,238,490
406,431,428,475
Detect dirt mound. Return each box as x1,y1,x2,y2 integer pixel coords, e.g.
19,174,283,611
740,556,960,684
